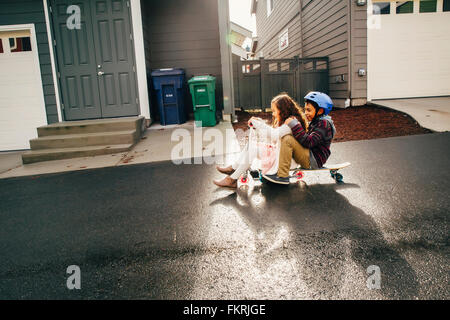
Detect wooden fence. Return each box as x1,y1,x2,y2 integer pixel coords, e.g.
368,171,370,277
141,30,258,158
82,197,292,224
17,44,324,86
233,56,329,110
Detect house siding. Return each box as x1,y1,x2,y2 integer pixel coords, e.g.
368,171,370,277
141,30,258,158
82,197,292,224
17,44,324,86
0,0,58,124
302,0,350,106
255,0,302,59
141,0,223,115
252,0,368,107
349,0,367,104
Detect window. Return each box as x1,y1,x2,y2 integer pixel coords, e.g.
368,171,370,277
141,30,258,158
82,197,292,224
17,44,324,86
420,0,437,12
0,39,3,54
9,36,32,52
267,0,274,16
396,1,414,13
373,2,390,14
444,0,450,11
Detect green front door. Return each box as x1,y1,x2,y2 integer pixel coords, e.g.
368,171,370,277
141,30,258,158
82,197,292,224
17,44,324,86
50,0,139,120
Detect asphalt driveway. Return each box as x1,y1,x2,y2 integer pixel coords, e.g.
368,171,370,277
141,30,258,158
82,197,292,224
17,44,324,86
0,132,449,299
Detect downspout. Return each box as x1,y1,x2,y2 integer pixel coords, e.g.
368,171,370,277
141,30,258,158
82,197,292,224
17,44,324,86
43,0,63,122
217,0,235,122
346,0,353,108
299,0,304,58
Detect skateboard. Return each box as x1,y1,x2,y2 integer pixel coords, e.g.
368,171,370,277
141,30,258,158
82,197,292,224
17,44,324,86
238,162,351,187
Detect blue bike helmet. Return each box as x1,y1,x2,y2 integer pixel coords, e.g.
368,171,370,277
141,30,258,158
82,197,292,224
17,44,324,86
304,92,333,116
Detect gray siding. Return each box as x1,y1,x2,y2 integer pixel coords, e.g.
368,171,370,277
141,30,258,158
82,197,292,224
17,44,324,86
141,0,223,114
253,0,368,107
0,0,58,124
349,1,367,104
302,0,349,106
255,0,302,59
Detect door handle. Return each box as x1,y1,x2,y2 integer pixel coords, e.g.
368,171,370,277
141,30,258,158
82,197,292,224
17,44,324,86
98,71,105,76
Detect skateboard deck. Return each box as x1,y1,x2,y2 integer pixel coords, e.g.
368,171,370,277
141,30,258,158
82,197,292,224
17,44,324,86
239,162,351,186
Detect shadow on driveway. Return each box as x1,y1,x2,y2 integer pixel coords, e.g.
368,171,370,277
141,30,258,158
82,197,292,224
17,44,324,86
211,182,419,299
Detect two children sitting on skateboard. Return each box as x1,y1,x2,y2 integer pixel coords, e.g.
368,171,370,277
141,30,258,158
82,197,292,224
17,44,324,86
214,92,336,188
263,92,336,185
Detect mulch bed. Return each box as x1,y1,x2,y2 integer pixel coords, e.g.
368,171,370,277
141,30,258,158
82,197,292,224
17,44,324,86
232,105,433,147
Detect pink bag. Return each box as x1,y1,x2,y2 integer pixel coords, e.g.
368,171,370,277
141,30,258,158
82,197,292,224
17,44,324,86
248,127,277,174
258,143,277,174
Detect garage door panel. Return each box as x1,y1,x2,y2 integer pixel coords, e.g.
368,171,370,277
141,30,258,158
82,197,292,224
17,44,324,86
368,7,450,99
0,28,47,151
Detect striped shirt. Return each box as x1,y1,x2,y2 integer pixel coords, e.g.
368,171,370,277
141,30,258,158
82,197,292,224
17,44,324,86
288,115,336,168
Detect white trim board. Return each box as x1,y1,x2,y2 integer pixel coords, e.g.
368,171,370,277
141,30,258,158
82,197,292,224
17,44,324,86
130,0,150,120
42,0,63,122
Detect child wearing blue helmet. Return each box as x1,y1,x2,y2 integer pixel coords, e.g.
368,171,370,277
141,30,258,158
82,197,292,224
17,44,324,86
263,91,336,185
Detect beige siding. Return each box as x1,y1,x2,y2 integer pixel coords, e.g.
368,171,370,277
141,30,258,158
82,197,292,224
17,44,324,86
251,0,369,107
350,1,367,103
141,0,223,111
255,0,302,59
302,0,349,106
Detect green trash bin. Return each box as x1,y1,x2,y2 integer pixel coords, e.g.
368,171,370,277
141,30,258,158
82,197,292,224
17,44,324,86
188,75,217,127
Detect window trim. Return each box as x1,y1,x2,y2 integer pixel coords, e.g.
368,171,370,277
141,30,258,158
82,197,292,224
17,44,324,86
0,26,34,54
278,28,289,52
370,0,448,14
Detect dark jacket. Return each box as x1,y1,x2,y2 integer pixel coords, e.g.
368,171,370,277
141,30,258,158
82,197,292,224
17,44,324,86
288,115,336,168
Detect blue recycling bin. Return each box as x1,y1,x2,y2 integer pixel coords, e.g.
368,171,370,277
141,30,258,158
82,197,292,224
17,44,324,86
151,68,186,125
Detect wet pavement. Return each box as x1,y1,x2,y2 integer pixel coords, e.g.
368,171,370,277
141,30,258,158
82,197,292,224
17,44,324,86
0,132,449,299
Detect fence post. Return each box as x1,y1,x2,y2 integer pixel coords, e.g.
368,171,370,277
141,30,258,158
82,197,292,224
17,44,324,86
238,59,244,109
294,56,300,101
260,57,265,110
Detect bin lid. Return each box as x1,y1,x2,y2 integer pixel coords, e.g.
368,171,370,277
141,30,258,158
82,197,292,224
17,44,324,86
151,68,185,77
188,75,216,84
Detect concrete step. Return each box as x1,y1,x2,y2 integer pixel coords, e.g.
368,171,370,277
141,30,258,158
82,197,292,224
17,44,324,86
30,130,138,150
37,116,145,137
22,144,133,164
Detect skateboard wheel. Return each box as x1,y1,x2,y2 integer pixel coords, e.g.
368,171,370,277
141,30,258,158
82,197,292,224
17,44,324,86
335,173,343,182
295,171,304,180
241,177,247,184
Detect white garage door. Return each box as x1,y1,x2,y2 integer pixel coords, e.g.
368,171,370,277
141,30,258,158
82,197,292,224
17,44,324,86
368,0,450,100
0,26,47,151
